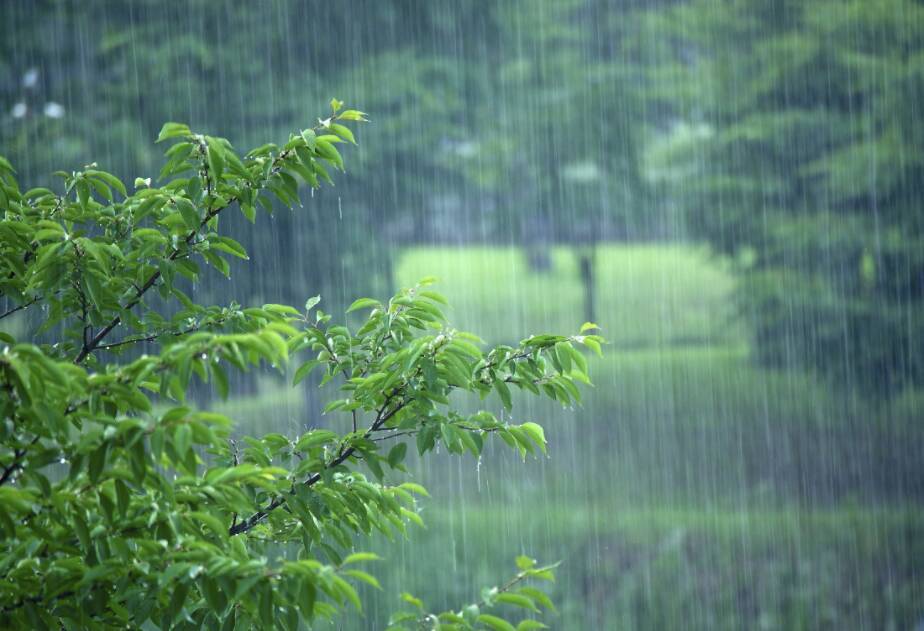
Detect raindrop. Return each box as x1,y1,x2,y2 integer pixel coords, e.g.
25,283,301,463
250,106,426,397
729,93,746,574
475,455,482,492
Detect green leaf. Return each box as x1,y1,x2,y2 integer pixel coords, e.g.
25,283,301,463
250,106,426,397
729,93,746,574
315,138,344,171
156,122,192,143
581,336,603,357
212,363,229,399
305,295,321,312
168,581,191,623
88,443,109,483
518,587,556,613
174,424,192,458
174,197,200,230
86,169,127,197
300,128,317,151
332,575,362,611
298,579,317,621
337,109,368,122
495,379,512,412
398,482,429,497
296,429,339,451
519,422,546,453
450,338,482,359
400,592,423,610
515,555,535,570
293,359,321,385
419,290,448,305
346,297,380,313
554,341,572,373
343,552,381,565
387,442,407,468
206,137,226,180
344,569,381,590
496,593,539,612
115,479,130,518
211,236,249,259
477,614,516,631
329,123,356,145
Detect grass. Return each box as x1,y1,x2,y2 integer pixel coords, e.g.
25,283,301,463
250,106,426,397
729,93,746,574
394,244,744,347
343,503,924,630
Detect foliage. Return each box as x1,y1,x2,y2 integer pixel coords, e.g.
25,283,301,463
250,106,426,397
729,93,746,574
1,1,656,258
482,0,648,241
0,104,603,628
641,0,924,394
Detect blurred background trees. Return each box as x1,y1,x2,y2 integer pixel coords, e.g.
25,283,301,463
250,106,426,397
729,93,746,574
640,0,924,394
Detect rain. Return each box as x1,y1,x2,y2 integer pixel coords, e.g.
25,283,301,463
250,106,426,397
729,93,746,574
1,0,922,628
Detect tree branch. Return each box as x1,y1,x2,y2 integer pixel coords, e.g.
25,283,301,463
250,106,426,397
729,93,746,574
0,296,39,321
72,149,294,365
0,436,40,487
415,566,539,628
95,318,220,351
72,202,226,364
229,391,408,536
369,422,501,443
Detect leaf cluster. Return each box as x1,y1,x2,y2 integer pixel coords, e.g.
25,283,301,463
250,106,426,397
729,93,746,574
0,102,600,629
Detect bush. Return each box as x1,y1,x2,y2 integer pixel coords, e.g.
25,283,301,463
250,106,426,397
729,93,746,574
0,102,602,629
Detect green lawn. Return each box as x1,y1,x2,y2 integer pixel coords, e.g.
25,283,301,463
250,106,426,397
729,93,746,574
344,504,924,630
394,244,744,347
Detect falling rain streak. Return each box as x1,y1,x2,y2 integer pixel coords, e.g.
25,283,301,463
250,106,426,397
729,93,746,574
1,1,922,628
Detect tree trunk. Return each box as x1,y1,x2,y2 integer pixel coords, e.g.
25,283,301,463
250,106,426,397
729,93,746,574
578,244,596,325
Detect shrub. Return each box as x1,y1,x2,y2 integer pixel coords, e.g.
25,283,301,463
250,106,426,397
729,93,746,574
0,101,602,629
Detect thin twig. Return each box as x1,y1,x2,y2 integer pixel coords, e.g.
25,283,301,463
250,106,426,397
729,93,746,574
229,390,407,536
96,320,212,351
0,436,40,487
72,148,294,365
0,296,39,320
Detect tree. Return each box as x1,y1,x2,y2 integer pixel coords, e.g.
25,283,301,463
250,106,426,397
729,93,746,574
0,102,603,629
640,0,924,394
459,0,649,323
2,0,656,327
1,1,507,307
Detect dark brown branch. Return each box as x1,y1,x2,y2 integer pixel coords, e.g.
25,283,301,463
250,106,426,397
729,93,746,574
0,436,40,487
414,566,538,628
228,349,545,533
370,423,502,443
228,348,549,534
95,320,213,351
0,590,74,615
72,203,225,364
229,392,407,536
72,149,294,365
0,450,26,486
0,296,39,320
